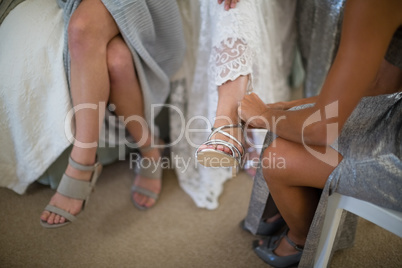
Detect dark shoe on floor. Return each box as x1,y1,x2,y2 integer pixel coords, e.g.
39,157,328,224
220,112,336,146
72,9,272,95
253,229,303,268
240,217,286,237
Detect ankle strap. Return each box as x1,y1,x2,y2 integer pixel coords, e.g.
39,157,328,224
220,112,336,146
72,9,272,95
284,232,304,252
69,157,96,172
210,123,243,132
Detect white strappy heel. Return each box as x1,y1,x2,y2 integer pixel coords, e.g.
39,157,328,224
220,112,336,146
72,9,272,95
195,124,245,177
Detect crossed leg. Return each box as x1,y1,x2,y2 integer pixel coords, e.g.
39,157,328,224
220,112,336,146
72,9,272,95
40,0,159,225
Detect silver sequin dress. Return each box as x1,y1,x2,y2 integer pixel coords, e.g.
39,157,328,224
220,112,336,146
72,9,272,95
243,0,402,267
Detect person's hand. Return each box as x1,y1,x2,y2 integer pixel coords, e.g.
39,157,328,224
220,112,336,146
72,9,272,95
218,0,239,11
238,93,271,129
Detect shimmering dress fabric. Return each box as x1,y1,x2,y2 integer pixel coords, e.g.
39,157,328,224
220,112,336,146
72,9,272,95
244,1,402,267
297,0,346,97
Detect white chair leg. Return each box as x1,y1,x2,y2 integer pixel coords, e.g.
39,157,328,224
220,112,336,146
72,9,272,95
314,194,343,268
314,193,402,268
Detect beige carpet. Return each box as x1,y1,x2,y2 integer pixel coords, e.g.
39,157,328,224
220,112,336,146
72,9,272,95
0,160,401,267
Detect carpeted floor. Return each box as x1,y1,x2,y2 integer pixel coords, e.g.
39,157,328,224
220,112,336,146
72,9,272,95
0,160,401,268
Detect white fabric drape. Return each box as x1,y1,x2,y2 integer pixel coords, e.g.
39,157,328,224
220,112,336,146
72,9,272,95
0,0,70,194
170,0,296,209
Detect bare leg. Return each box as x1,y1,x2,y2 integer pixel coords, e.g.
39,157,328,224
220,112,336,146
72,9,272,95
198,75,249,155
106,36,161,208
40,0,120,225
260,137,342,256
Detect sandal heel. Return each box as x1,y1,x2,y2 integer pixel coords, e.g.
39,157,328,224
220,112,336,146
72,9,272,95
232,163,238,177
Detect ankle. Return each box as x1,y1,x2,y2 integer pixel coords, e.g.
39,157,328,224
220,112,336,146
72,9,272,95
286,231,306,249
213,117,240,128
141,147,161,159
70,148,96,166
273,232,304,257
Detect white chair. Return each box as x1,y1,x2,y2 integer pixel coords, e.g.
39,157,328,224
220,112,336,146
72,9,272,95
314,193,402,268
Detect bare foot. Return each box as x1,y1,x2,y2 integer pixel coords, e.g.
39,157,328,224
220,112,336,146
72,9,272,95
132,147,162,209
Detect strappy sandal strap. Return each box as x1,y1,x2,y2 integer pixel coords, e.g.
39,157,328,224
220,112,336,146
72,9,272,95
208,124,244,153
197,123,245,164
44,204,77,222
202,139,243,164
131,185,159,200
284,232,304,252
57,157,101,203
68,156,97,172
57,174,94,200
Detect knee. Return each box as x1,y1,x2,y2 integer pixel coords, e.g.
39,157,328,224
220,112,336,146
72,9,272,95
261,140,289,186
67,16,102,58
261,147,282,186
107,40,133,80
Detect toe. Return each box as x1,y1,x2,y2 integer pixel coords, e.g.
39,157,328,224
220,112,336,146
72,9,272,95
54,214,61,224
134,193,145,206
47,213,55,224
216,145,224,152
40,210,50,222
144,197,155,208
198,145,208,151
59,216,66,224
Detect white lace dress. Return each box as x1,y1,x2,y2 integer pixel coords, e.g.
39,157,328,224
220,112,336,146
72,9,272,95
170,0,296,209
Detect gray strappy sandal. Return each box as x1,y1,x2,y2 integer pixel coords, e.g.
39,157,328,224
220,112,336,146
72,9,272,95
40,157,102,228
195,124,245,177
131,144,164,210
253,228,303,268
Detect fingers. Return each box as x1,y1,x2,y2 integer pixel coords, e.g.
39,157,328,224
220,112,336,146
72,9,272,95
238,100,246,122
238,93,269,128
218,0,239,11
230,0,239,9
225,0,231,10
